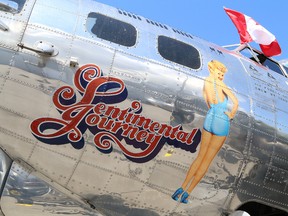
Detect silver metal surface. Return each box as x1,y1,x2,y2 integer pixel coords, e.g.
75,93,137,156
0,0,287,215
0,0,35,50
1,161,102,215
0,20,8,31
18,41,58,57
0,148,12,195
230,211,250,216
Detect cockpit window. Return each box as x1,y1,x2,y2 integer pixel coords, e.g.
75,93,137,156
261,57,284,76
86,12,137,47
240,46,284,76
0,0,26,14
158,36,201,70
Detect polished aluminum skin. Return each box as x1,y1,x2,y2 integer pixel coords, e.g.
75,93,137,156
0,0,287,215
1,160,102,215
0,149,12,197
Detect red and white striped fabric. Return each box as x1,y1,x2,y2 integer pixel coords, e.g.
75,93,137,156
224,7,281,57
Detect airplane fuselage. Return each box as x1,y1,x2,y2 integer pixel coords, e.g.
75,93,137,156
0,0,287,215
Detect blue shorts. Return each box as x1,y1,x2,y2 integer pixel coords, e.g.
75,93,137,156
203,103,230,136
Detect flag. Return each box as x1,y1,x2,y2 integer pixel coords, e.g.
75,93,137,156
224,7,281,57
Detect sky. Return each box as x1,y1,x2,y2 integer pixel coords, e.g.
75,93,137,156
95,0,287,62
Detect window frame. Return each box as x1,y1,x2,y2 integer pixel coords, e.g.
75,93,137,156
86,12,137,47
238,45,286,76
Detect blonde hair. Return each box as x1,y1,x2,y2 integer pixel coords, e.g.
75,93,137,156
208,60,227,73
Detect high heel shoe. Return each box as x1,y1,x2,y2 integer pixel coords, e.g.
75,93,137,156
171,187,184,201
180,191,189,204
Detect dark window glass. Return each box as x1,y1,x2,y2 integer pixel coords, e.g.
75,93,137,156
87,13,137,47
262,57,283,76
240,47,284,76
158,36,200,69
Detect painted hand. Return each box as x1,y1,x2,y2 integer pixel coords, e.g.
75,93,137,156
225,111,234,120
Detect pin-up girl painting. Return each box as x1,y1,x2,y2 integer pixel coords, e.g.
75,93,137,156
172,60,239,203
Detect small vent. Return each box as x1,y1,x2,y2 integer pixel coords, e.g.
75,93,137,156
172,28,193,39
146,19,168,30
118,9,142,21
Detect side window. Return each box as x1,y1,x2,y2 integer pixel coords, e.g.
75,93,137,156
0,0,26,14
240,47,284,76
86,12,137,47
262,58,283,76
239,46,254,60
158,36,201,70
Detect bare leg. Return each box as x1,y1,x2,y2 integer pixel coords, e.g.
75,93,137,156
186,135,226,194
181,130,212,190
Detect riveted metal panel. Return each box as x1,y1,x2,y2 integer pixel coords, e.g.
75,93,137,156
0,0,35,50
0,148,12,194
0,161,102,215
